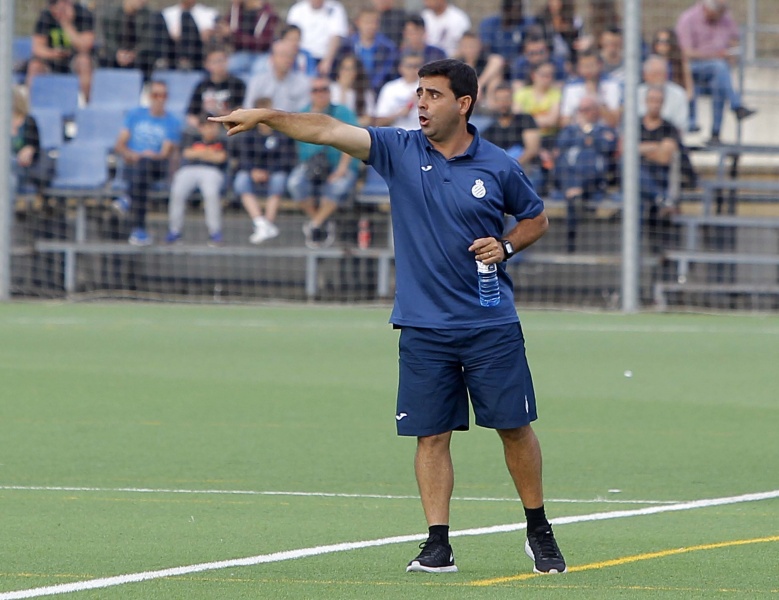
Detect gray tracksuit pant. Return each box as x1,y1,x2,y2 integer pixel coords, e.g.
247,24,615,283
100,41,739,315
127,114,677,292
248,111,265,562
168,165,225,236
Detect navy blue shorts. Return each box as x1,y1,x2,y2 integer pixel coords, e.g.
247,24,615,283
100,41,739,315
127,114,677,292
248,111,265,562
396,324,537,436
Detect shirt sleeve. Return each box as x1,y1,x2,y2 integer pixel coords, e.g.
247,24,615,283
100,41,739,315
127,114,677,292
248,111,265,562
504,160,544,221
366,126,407,180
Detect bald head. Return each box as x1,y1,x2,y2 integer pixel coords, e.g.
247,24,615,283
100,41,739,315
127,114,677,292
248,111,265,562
643,54,669,85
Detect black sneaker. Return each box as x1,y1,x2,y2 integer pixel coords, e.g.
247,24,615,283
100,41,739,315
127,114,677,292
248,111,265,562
406,538,458,573
734,106,757,121
525,526,567,574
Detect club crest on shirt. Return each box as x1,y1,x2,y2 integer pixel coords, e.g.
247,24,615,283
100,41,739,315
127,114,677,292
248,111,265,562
471,179,486,199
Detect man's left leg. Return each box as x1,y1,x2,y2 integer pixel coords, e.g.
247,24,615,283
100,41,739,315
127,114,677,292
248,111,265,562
498,425,567,574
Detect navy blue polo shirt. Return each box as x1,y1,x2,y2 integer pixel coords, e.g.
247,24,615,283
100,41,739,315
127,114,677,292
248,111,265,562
366,125,544,329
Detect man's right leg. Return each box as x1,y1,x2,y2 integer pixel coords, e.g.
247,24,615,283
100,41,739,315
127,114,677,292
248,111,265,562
407,431,458,573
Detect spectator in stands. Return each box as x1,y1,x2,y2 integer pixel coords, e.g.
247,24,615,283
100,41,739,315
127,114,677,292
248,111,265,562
599,26,624,83
101,0,167,81
26,0,95,101
577,0,620,53
639,85,680,210
186,48,246,130
482,83,541,188
230,97,297,244
286,77,360,248
638,55,689,133
373,52,422,130
333,7,399,94
537,0,582,62
640,85,681,253
400,14,446,65
479,0,545,69
554,94,618,252
510,34,567,91
560,48,621,128
215,0,279,77
452,32,503,111
513,61,562,193
330,54,376,127
675,0,756,145
161,0,218,71
421,0,471,57
114,80,181,246
285,0,350,77
651,28,694,103
10,86,43,194
244,39,311,111
165,112,228,246
372,0,406,48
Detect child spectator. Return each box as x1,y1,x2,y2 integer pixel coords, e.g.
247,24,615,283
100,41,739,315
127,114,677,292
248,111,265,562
166,113,228,246
186,48,246,130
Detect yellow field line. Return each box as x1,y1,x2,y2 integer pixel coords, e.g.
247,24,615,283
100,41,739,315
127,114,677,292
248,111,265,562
471,535,779,586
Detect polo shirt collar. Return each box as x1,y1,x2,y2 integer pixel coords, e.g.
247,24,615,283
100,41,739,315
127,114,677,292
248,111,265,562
424,122,480,160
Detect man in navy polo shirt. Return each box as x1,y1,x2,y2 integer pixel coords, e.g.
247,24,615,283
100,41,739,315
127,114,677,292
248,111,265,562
212,59,566,577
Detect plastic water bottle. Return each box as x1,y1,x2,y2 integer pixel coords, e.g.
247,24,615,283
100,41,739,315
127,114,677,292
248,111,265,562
476,260,500,307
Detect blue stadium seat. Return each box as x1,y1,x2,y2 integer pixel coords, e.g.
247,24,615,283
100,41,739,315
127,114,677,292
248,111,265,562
151,70,204,120
29,108,64,150
47,142,109,192
13,36,32,84
30,74,80,118
89,68,143,111
73,107,125,151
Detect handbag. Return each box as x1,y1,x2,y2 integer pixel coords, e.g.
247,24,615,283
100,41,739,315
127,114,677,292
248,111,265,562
305,151,332,185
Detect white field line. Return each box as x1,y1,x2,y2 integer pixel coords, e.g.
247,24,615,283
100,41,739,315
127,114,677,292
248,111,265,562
0,489,777,600
0,485,680,505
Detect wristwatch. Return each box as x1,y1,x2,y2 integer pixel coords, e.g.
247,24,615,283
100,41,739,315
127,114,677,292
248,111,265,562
500,239,515,261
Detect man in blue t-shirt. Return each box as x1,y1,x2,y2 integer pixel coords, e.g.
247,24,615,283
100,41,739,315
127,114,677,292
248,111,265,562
114,80,181,246
212,59,566,576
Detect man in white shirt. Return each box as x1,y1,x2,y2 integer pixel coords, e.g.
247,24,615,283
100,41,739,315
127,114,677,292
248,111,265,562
420,0,470,57
285,0,349,76
162,0,218,70
560,48,621,128
244,39,311,111
638,55,689,133
373,52,423,130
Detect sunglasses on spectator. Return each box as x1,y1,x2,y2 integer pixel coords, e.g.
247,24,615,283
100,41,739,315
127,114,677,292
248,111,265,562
311,86,330,93
150,92,167,98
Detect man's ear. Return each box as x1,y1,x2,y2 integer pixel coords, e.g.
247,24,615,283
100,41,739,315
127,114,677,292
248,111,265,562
458,95,473,116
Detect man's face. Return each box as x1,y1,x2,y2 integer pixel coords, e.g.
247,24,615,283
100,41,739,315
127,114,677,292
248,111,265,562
356,12,380,41
645,89,664,117
524,41,549,66
423,0,446,13
600,31,623,63
417,75,466,143
577,98,600,124
205,52,228,80
180,0,196,10
643,59,667,85
403,23,425,49
399,57,422,82
577,56,601,80
310,79,332,111
493,88,512,116
703,1,726,22
272,42,296,73
149,84,167,110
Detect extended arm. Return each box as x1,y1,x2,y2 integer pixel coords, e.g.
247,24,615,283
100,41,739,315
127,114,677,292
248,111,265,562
211,108,372,161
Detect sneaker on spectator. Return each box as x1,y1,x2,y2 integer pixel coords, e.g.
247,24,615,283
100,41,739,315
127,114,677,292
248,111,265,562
111,194,131,216
303,220,318,248
250,218,279,244
321,220,336,248
406,538,458,573
525,525,567,574
165,231,182,244
207,232,224,247
128,228,152,246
